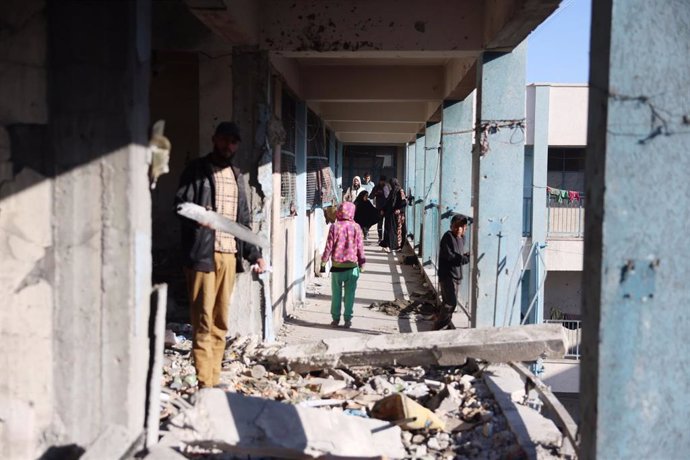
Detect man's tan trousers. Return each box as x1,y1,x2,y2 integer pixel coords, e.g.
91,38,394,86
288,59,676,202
185,252,236,387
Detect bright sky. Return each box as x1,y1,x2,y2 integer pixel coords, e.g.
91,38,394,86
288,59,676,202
526,0,591,84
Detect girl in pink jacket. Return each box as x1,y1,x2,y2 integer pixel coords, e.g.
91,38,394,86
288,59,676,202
321,202,366,328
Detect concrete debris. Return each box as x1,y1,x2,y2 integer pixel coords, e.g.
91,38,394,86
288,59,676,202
367,294,437,319
485,364,570,459
167,389,407,459
81,424,135,460
143,444,187,460
156,325,571,459
256,324,567,373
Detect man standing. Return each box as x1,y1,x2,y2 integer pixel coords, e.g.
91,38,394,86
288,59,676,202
361,172,375,194
434,214,470,330
370,175,390,242
175,121,266,388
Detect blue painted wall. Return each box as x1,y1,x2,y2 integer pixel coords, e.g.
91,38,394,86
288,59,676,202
471,42,527,328
582,1,690,458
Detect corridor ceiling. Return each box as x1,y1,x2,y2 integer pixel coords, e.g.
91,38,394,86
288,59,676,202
169,0,560,144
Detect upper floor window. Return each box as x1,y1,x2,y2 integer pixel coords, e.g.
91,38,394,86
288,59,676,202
547,147,585,192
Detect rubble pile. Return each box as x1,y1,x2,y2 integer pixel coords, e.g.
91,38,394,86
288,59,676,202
158,327,559,459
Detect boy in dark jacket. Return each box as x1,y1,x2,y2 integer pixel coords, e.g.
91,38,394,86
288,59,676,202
434,214,470,330
175,121,265,388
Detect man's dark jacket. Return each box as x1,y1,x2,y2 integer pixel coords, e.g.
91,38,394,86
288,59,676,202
174,154,261,273
437,231,469,280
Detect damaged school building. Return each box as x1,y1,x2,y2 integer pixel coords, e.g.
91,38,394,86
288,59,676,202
1,0,688,458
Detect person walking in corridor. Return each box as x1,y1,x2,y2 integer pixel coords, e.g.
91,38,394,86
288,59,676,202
361,172,375,194
371,175,391,242
321,202,366,328
354,190,379,240
379,178,407,253
434,214,470,330
175,121,266,389
343,176,362,202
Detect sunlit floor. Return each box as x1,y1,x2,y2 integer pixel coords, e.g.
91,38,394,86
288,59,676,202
278,229,453,344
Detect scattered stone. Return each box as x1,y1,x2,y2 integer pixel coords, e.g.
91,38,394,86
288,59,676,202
402,431,413,443
157,325,563,460
403,382,430,399
427,436,441,451
250,364,267,379
412,434,426,444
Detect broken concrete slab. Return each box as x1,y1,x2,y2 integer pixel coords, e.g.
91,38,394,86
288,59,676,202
258,324,566,373
484,365,564,459
143,444,187,460
81,424,136,460
167,388,406,459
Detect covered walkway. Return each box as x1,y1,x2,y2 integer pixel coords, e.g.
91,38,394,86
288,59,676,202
279,232,469,344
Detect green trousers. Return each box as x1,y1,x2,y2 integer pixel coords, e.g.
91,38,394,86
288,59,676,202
330,267,360,321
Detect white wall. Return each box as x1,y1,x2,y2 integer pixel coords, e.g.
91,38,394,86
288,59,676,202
548,85,588,146
545,239,583,271
525,84,588,147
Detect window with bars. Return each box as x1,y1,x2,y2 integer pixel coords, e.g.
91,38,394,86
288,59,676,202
547,147,585,192
280,91,297,216
306,110,333,208
281,151,297,216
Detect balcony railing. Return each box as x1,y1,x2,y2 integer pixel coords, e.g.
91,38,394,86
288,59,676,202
547,197,585,238
545,319,581,360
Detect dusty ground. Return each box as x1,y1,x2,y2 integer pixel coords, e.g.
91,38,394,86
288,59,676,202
278,233,469,343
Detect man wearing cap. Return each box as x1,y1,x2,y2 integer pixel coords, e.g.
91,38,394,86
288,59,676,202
434,214,470,330
175,121,266,389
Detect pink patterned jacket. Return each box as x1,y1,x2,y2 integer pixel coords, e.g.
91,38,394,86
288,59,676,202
321,202,366,267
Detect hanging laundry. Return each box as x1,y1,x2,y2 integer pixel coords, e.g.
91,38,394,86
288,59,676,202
548,187,561,203
559,189,568,203
568,190,581,203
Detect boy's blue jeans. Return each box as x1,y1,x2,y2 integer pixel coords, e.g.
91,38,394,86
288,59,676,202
330,267,360,321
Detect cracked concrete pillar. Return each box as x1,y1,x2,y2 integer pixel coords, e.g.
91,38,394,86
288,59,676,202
49,0,152,452
231,49,271,336
413,134,425,251
422,122,441,266
582,1,690,458
471,42,526,328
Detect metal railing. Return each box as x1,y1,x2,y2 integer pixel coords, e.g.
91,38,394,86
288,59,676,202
547,197,585,238
545,319,581,360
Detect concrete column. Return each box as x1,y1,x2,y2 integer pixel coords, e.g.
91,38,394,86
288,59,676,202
582,2,690,458
294,101,307,303
440,93,474,220
440,94,475,318
405,142,416,236
413,134,425,250
0,1,51,457
471,42,526,328
526,85,550,324
336,141,343,194
232,49,270,335
328,129,336,200
271,78,283,332
422,122,441,266
50,0,152,448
